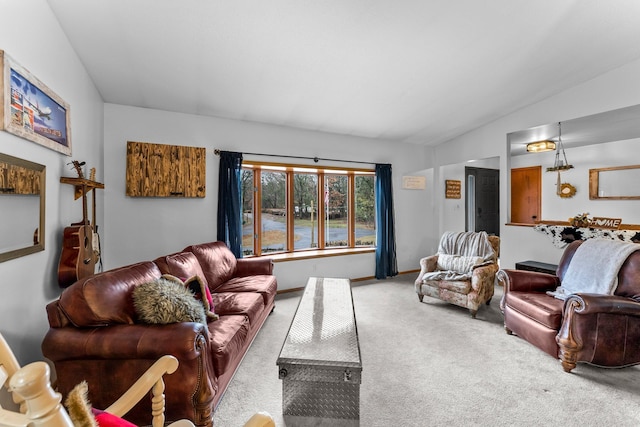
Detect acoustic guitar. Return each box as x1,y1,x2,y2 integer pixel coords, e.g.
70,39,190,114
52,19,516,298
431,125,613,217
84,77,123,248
58,161,95,287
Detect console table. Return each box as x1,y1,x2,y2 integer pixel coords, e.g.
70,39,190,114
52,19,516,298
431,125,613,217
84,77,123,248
515,260,558,276
277,277,361,426
534,224,640,248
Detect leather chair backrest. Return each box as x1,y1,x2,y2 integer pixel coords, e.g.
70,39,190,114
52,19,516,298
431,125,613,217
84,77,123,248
616,249,640,299
556,240,582,281
557,239,640,300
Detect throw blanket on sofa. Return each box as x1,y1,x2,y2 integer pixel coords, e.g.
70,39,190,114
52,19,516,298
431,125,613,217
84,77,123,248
547,239,640,300
420,231,495,282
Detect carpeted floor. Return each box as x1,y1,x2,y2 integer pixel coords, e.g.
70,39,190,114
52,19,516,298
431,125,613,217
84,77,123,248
213,274,640,427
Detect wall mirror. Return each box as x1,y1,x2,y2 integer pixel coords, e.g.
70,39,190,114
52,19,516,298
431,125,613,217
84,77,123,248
589,164,640,199
0,153,46,262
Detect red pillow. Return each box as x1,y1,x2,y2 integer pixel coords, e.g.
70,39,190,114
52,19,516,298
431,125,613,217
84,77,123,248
91,408,137,427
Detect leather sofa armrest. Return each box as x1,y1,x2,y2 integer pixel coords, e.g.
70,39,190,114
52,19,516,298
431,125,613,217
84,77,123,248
42,322,209,363
45,300,70,328
235,257,274,277
499,269,560,293
564,293,640,316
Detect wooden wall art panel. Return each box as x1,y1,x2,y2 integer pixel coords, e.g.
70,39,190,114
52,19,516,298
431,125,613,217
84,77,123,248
126,141,206,198
0,161,41,195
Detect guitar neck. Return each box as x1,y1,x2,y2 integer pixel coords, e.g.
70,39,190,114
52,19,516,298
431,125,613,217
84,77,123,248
81,184,90,227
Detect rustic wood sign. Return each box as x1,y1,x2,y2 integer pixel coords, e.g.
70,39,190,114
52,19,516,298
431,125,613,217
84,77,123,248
402,175,426,190
445,180,461,199
126,141,206,198
590,217,622,230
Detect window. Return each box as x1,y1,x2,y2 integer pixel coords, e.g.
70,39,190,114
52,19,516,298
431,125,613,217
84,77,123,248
293,171,318,251
241,162,376,256
324,173,348,248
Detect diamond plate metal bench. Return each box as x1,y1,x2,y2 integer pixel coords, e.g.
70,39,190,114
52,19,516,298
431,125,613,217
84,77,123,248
277,277,362,426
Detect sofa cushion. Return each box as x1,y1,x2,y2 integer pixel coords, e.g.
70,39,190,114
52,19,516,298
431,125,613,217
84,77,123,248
132,276,207,325
153,251,211,289
59,262,162,327
424,279,471,294
504,291,564,330
211,292,264,326
208,315,250,376
215,275,277,306
437,254,484,274
184,242,237,291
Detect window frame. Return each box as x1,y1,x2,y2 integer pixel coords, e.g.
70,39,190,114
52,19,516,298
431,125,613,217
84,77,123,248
242,160,375,257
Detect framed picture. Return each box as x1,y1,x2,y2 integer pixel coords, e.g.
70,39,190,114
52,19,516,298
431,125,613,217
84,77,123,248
0,50,71,156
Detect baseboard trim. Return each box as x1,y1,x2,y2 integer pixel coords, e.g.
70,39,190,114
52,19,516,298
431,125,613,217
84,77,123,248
276,270,419,294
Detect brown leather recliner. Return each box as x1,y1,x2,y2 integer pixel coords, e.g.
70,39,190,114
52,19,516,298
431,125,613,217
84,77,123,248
500,240,640,372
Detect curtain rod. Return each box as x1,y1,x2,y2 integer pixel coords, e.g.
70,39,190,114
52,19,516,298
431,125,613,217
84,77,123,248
213,149,375,165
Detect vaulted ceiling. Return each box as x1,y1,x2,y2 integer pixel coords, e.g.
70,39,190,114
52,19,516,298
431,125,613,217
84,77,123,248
47,0,640,146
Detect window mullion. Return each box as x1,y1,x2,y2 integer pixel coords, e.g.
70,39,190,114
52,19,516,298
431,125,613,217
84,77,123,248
254,169,262,256
318,171,326,249
348,173,355,248
286,170,294,252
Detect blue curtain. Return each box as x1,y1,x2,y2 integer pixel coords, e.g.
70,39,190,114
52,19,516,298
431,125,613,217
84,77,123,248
375,163,398,279
217,151,243,258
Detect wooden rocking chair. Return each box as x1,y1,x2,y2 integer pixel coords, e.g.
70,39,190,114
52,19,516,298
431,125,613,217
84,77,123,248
0,333,274,427
0,333,193,427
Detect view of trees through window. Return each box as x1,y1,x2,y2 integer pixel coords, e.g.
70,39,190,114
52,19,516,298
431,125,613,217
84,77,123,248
241,164,375,256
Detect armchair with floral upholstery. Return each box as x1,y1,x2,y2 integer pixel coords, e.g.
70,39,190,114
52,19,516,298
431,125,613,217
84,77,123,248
415,231,500,318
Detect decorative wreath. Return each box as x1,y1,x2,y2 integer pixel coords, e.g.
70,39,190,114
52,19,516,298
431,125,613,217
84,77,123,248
559,183,576,198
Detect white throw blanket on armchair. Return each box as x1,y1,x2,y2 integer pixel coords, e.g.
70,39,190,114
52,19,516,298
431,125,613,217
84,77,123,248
418,231,495,282
547,238,640,300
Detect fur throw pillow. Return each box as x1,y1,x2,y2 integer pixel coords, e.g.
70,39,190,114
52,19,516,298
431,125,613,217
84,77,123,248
133,276,206,324
64,381,97,427
64,381,136,427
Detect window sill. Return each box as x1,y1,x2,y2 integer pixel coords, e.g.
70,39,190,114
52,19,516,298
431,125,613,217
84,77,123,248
257,247,375,263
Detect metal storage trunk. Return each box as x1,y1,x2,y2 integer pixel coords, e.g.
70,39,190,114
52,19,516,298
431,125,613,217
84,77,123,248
277,277,362,426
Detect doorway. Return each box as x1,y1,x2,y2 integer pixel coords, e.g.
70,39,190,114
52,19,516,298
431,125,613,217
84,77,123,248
510,166,541,224
465,167,500,236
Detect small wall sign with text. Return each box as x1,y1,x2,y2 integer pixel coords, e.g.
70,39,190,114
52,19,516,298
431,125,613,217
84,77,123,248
445,180,461,199
591,217,622,230
402,175,426,190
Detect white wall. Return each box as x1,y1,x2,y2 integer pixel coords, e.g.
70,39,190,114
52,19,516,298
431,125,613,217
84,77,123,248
103,104,432,290
0,0,103,370
434,58,640,270
511,138,640,224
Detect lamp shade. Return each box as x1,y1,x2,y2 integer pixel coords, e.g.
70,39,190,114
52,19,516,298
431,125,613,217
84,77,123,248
526,141,556,153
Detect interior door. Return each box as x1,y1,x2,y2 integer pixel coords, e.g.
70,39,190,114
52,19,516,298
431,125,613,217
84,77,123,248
511,166,541,224
465,167,500,236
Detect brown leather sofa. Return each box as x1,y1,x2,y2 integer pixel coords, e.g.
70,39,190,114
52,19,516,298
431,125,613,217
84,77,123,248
500,240,640,372
42,241,277,427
